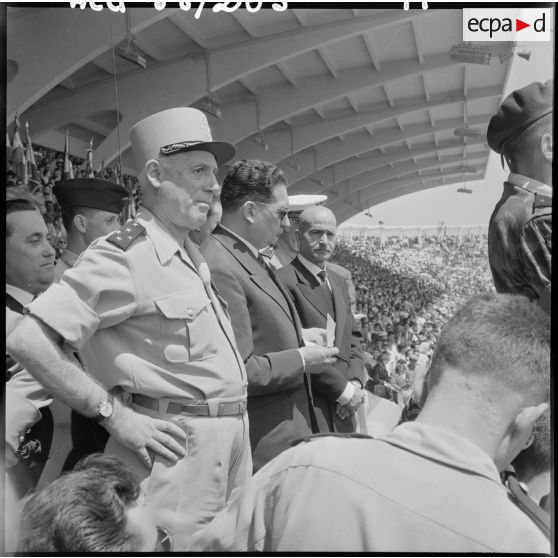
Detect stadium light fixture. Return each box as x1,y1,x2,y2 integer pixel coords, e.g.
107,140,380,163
450,43,491,65
457,187,473,194
116,36,147,69
454,126,482,137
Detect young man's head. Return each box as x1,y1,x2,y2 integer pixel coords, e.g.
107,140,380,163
17,454,171,552
54,178,128,251
417,293,550,470
6,199,56,295
220,159,290,249
487,80,553,184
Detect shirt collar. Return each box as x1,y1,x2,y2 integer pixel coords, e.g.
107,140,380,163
507,173,552,196
298,254,326,279
136,208,191,267
219,224,260,259
60,249,79,268
6,284,34,306
378,422,502,484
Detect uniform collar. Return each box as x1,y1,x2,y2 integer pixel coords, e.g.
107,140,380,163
6,284,34,306
377,422,502,485
60,249,79,269
297,254,326,280
219,224,260,260
136,208,191,267
507,173,552,196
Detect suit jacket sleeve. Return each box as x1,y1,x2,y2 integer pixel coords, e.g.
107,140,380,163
208,260,305,396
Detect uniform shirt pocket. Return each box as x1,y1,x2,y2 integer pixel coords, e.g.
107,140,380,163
154,291,218,362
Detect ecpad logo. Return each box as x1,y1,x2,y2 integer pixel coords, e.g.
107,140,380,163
463,9,551,42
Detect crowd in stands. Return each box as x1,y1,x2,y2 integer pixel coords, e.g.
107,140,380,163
6,144,143,256
330,234,494,404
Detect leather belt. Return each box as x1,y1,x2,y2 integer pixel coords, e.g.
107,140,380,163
131,393,247,417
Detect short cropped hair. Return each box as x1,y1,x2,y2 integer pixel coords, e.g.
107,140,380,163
426,293,550,403
221,159,287,211
18,454,143,552
61,206,98,232
504,113,552,165
512,410,551,478
6,199,40,238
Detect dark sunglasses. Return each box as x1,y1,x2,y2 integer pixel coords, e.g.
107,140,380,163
253,200,290,222
154,526,173,552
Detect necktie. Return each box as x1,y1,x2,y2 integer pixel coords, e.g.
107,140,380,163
317,270,327,284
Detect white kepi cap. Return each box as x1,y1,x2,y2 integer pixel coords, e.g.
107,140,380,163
129,107,236,171
288,194,328,212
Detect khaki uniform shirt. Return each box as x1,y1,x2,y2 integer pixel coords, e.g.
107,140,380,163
190,422,550,553
29,209,247,400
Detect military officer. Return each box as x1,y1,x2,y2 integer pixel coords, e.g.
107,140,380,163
53,178,128,280
7,108,251,550
487,80,552,314
50,178,129,471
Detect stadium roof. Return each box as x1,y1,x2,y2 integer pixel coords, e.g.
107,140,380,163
7,6,517,223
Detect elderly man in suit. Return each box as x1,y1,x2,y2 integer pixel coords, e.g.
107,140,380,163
200,159,339,471
276,206,365,433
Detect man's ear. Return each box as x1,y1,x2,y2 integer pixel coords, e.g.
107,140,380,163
73,214,87,234
515,402,548,433
242,201,256,224
145,159,162,189
541,133,552,162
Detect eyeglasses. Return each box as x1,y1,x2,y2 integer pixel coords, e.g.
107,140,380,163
252,200,290,222
154,526,173,552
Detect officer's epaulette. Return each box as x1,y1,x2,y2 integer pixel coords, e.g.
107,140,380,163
290,432,374,447
106,220,146,251
533,192,552,210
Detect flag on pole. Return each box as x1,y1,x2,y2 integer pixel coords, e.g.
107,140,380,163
6,131,12,164
63,129,74,180
11,113,26,183
25,121,40,187
85,138,95,178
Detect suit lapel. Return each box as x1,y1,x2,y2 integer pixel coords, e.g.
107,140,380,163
212,227,296,326
293,258,334,320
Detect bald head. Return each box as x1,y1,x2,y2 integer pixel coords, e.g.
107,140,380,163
297,206,337,266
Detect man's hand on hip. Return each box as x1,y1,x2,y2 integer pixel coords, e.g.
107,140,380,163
104,402,187,469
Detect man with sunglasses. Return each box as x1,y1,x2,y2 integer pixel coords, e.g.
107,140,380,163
201,159,339,471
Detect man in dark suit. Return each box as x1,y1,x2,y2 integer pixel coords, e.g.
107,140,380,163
276,206,365,433
200,159,339,471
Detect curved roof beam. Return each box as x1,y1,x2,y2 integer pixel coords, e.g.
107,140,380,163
327,168,484,213
331,153,488,199
213,52,457,146
291,136,486,195
231,85,498,165
20,11,432,164
7,8,174,121
335,175,483,223
284,114,489,191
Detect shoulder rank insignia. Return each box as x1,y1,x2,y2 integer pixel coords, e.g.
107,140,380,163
106,220,146,251
533,192,552,211
290,432,375,447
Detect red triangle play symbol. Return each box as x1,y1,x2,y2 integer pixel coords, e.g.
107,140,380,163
516,18,530,31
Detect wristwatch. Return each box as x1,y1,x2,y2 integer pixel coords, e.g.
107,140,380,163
94,394,115,422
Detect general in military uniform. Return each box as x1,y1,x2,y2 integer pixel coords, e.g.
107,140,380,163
7,108,252,550
487,80,552,314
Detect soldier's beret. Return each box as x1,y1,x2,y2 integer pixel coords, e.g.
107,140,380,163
53,178,128,213
487,80,553,155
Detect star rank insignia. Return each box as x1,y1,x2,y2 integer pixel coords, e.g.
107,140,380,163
106,220,146,251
